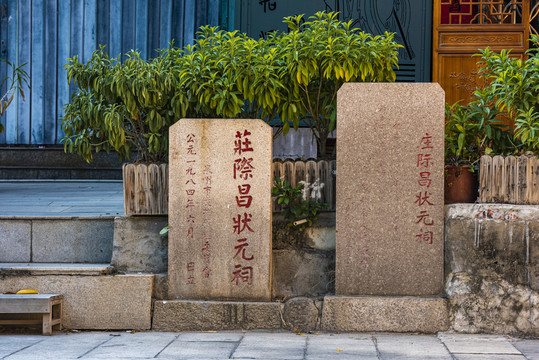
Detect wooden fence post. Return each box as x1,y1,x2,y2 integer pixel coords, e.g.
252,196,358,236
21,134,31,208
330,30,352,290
479,155,492,202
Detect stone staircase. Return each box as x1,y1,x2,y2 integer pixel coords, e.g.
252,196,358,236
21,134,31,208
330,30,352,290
0,213,165,330
0,146,123,180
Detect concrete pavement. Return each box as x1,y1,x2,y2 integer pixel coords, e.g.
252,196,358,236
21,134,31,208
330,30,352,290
0,180,123,217
0,331,538,359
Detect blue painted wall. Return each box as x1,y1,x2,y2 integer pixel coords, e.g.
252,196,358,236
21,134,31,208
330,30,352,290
1,0,430,146
0,0,223,145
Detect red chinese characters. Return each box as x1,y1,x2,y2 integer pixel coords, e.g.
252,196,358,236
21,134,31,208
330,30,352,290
415,133,435,244
186,262,195,285
201,164,213,279
184,133,198,284
183,134,214,283
231,129,255,287
236,184,252,208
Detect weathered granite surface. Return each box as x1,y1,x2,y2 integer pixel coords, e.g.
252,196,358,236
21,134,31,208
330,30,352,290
283,297,321,332
0,218,113,263
111,216,168,273
151,247,334,301
445,204,539,291
336,83,445,296
321,295,449,333
446,272,539,336
445,204,539,336
32,219,114,263
272,249,334,298
153,297,324,332
152,300,283,331
168,119,272,301
153,273,169,301
0,220,31,262
0,274,153,329
272,213,335,251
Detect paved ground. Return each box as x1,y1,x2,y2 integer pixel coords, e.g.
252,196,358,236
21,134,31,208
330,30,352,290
0,331,537,360
0,180,123,217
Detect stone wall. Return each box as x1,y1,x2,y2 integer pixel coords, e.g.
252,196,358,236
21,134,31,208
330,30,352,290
7,205,533,334
0,218,114,263
147,205,538,335
113,214,336,301
445,204,539,336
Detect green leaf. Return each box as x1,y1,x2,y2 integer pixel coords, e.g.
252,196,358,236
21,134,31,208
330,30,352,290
283,121,290,135
457,133,465,154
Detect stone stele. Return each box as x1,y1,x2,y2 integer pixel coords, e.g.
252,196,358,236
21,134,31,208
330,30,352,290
168,119,272,301
336,83,445,296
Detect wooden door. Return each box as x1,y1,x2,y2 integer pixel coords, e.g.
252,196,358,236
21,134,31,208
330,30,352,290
433,0,530,108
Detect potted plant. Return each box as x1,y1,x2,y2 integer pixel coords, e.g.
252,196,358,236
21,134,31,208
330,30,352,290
444,88,511,204
468,38,539,203
62,47,188,215
477,38,539,155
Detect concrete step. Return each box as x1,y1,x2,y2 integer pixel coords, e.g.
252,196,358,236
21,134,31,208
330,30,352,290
0,263,113,276
0,273,153,329
0,147,123,180
0,166,122,180
0,217,115,263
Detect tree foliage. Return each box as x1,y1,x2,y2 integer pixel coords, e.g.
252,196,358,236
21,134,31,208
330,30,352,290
62,11,401,162
477,35,539,153
62,47,187,163
445,88,512,170
276,12,401,157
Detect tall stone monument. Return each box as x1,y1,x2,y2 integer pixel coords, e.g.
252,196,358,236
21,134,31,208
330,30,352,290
168,119,272,301
336,83,445,296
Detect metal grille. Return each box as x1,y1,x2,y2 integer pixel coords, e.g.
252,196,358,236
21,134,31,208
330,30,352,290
440,0,524,25
530,1,539,34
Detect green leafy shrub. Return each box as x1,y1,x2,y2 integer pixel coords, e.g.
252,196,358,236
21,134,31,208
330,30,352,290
445,88,513,170
176,11,401,150
476,36,539,153
175,28,287,135
272,176,327,230
62,47,188,163
275,12,401,158
61,11,401,163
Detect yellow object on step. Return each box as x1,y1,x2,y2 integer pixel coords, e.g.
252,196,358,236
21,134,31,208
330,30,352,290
16,289,39,294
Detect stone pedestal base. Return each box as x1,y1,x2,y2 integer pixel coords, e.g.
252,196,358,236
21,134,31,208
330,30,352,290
153,300,283,331
321,296,449,333
0,274,153,329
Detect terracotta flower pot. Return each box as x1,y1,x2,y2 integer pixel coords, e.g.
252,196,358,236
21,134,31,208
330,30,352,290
444,165,478,204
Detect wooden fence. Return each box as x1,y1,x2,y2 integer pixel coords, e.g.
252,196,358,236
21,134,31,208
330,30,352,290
121,160,336,215
272,159,336,212
479,155,539,204
123,163,168,215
